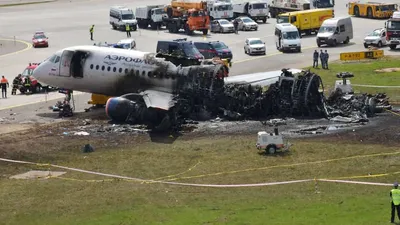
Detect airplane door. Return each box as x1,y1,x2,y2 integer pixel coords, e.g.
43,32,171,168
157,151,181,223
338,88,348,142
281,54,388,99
59,50,74,77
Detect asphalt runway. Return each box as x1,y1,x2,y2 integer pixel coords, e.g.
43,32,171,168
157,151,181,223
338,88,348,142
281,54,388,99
0,0,399,114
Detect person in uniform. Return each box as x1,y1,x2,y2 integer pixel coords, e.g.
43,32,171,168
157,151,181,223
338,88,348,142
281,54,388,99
324,50,329,69
319,49,325,69
391,182,400,223
0,76,9,98
89,24,94,40
125,24,131,38
11,74,22,95
313,50,319,68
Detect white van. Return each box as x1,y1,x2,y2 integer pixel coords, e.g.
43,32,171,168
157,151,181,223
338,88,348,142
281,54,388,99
110,6,138,31
274,23,301,52
316,17,353,47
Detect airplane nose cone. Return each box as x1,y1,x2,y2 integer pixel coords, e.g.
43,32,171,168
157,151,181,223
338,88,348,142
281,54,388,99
32,63,47,83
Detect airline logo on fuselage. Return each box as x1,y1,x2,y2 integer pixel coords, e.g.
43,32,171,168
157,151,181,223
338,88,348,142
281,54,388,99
104,55,155,65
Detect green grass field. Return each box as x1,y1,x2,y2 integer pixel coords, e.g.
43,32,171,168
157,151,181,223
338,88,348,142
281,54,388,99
307,56,400,102
1,134,400,225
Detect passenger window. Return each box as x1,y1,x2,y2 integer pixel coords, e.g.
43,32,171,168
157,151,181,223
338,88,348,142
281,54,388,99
96,65,99,70
90,64,93,69
382,32,386,37
102,66,105,70
153,71,158,77
113,67,116,72
339,25,345,32
291,16,297,22
119,68,122,73
125,68,128,74
148,71,152,77
107,66,110,71
136,70,139,76
54,56,60,63
142,71,145,76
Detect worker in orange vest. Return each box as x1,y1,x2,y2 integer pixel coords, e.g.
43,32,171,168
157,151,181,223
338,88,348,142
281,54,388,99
0,76,9,98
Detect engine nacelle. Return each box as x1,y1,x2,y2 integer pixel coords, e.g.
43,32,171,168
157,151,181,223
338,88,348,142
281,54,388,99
105,97,138,123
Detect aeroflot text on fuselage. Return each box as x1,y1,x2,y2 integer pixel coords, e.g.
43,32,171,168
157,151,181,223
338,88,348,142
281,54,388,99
104,55,155,65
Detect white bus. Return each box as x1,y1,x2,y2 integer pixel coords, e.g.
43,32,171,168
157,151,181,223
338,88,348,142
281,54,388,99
109,6,138,31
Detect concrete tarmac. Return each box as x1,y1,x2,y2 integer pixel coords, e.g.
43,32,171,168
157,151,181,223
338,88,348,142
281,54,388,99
0,0,399,112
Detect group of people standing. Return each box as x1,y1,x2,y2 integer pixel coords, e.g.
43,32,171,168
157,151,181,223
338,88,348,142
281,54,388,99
313,49,329,69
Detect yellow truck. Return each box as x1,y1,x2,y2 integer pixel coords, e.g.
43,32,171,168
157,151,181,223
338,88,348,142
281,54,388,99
347,2,398,19
88,94,112,107
276,8,334,35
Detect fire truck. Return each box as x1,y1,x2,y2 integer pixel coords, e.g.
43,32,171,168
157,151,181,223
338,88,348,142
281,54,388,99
20,63,54,94
385,11,400,50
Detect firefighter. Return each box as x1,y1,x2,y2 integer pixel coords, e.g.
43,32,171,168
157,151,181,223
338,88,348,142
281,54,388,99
89,24,94,40
11,74,22,95
0,76,9,98
125,24,131,38
24,76,32,94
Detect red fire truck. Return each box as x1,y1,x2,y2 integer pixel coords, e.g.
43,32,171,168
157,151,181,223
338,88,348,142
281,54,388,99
20,63,52,94
385,11,400,50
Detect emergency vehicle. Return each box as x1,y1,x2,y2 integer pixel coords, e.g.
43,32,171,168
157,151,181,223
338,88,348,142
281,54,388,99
20,63,52,93
385,11,400,49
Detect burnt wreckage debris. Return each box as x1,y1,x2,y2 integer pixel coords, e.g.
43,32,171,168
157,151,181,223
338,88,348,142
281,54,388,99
174,68,327,122
325,72,392,123
108,68,392,132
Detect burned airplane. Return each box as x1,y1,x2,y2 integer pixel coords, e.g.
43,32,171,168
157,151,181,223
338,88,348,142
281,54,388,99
33,46,392,131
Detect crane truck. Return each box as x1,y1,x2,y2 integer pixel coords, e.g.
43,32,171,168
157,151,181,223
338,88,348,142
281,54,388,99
269,0,335,18
232,0,269,23
136,5,167,29
163,0,210,35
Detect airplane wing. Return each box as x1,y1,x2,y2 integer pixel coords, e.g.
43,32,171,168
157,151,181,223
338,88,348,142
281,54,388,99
224,69,303,87
140,89,175,110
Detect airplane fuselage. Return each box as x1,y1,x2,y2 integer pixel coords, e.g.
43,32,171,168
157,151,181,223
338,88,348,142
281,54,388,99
33,46,181,96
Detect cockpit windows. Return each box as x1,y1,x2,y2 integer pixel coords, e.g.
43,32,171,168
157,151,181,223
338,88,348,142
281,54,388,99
48,54,61,63
49,54,57,63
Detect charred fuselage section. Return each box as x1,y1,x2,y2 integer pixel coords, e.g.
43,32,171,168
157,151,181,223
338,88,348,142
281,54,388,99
105,66,392,132
173,69,328,123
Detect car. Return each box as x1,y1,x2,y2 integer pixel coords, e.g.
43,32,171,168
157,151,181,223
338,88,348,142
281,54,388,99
244,38,266,55
156,38,204,66
234,16,258,31
32,31,49,48
193,41,233,63
363,28,387,48
114,38,136,50
210,19,235,33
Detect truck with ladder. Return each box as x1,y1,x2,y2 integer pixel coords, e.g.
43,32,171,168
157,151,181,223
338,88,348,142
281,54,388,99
385,11,400,50
269,0,335,18
163,0,210,35
347,1,398,19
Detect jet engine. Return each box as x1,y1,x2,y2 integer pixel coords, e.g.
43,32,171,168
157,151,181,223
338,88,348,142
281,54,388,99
105,96,142,124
